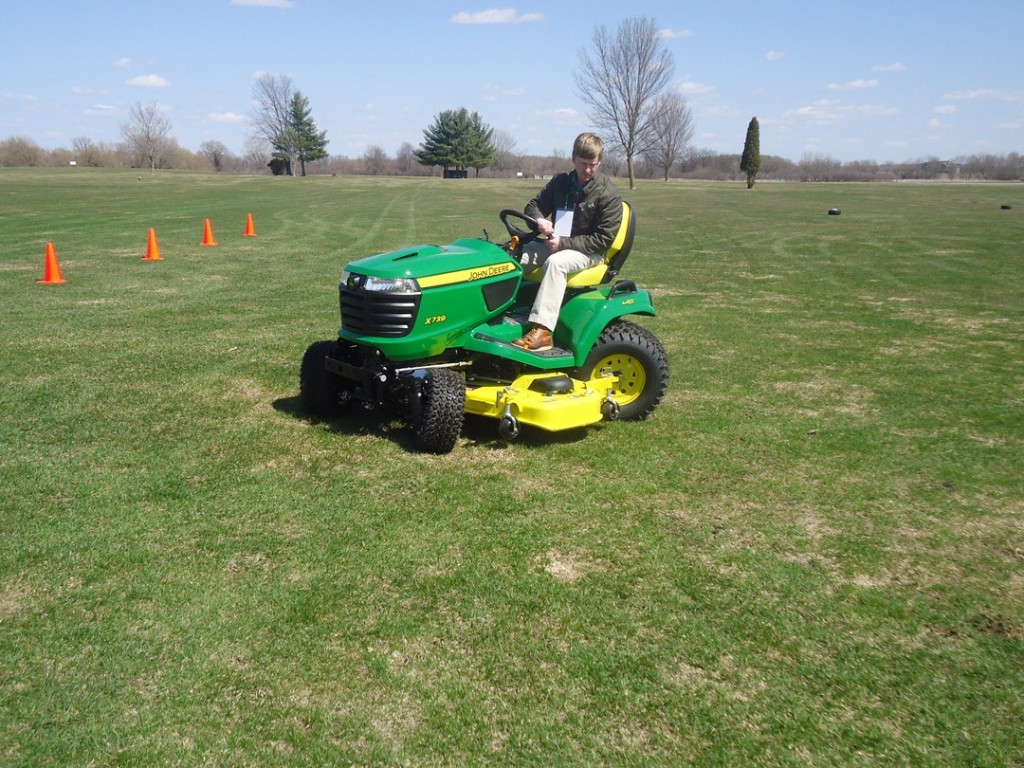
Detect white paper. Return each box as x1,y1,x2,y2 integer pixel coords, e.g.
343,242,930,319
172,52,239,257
554,208,574,237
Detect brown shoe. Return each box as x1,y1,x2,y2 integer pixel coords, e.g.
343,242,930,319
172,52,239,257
512,326,553,351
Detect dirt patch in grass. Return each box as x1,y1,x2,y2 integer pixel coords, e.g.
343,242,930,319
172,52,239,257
226,551,277,577
538,549,602,583
647,285,689,298
773,377,877,422
0,580,32,622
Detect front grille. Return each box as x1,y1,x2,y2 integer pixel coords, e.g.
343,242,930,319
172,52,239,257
340,287,421,337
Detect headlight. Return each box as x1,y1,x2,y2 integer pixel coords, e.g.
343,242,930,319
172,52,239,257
341,271,420,294
364,275,420,294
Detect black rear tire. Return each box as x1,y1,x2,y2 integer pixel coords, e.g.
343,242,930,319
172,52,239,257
574,320,669,421
413,368,466,454
300,340,346,418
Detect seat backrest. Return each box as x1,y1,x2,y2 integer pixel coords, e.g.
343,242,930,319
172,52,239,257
604,200,636,281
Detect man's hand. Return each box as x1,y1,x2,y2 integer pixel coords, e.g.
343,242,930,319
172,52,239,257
535,217,559,250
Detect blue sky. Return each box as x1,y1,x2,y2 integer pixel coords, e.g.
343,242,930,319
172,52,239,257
3,1,1021,163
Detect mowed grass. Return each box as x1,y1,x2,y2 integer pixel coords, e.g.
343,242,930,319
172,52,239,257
1,168,1021,766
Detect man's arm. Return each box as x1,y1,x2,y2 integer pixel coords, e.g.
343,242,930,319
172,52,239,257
562,188,622,256
524,174,568,233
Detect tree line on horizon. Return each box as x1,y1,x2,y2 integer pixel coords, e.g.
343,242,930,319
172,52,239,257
2,130,1021,183
1,15,1020,183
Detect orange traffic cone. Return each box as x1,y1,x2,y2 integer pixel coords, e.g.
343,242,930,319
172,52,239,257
143,227,162,261
243,213,256,237
201,218,218,246
37,242,67,285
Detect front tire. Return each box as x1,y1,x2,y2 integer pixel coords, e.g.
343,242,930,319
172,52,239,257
300,340,347,418
413,368,466,454
574,320,669,421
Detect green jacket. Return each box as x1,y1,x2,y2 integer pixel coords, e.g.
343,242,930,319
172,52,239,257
525,170,622,256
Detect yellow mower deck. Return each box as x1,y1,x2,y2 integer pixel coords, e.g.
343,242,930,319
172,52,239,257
465,372,611,432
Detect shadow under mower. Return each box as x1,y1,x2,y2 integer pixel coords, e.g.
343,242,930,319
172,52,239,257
300,202,669,453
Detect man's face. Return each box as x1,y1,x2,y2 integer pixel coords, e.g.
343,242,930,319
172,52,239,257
573,155,601,183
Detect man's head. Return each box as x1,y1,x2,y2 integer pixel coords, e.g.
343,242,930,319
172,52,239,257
571,132,604,183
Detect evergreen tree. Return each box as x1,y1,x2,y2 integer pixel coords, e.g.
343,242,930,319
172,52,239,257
416,108,494,176
466,111,495,176
415,110,460,172
288,91,329,177
740,116,761,189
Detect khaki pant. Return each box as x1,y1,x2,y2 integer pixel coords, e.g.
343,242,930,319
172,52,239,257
522,240,605,331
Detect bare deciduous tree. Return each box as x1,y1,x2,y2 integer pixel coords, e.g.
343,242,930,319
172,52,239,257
396,142,416,175
71,136,100,167
363,145,388,175
250,73,296,175
645,91,693,181
491,129,518,172
0,136,43,167
121,101,172,172
575,16,675,189
242,136,271,173
199,140,231,171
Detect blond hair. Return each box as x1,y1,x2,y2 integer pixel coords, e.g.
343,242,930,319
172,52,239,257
572,132,604,162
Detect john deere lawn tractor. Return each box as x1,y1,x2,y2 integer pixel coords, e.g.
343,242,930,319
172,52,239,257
299,202,669,453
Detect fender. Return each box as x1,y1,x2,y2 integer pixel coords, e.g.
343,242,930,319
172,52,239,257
555,280,656,366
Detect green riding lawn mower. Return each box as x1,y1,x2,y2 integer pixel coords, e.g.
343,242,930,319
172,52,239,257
299,202,669,453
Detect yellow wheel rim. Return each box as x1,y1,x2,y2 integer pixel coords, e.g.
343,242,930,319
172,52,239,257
590,353,647,405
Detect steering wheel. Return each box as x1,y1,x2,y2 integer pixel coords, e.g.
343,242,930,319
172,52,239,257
499,209,541,245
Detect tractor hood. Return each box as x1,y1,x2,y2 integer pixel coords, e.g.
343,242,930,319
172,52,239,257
343,237,515,285
337,237,523,360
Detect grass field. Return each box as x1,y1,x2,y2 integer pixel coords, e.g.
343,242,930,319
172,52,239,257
1,168,1022,766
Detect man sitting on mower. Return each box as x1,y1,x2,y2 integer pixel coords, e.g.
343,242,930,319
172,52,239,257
513,132,623,352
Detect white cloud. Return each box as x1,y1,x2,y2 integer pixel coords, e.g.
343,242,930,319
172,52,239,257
872,62,906,73
787,99,898,125
932,105,957,114
789,100,840,123
659,28,694,39
483,83,526,98
827,79,879,91
858,105,900,116
2,91,37,101
231,0,296,8
126,74,171,88
678,80,714,95
943,88,1023,102
451,8,543,24
533,107,578,121
927,118,943,128
765,50,786,61
944,88,999,100
209,112,246,123
698,104,742,118
113,57,133,69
